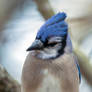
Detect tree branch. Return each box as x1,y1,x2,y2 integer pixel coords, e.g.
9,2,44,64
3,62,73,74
0,65,20,92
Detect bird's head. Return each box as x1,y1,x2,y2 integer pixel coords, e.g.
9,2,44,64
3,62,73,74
27,12,72,59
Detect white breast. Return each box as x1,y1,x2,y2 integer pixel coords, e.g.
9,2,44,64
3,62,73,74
37,69,62,92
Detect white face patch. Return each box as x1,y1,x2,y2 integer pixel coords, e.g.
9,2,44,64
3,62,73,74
38,49,58,59
48,36,62,44
37,44,61,59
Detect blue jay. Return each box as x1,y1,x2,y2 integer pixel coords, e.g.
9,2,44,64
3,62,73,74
21,12,81,92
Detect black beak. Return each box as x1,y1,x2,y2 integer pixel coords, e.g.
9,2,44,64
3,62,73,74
26,39,44,51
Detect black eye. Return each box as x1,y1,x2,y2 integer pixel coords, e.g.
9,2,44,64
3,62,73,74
47,43,57,47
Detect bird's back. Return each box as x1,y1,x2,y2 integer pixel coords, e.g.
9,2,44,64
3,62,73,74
21,52,79,92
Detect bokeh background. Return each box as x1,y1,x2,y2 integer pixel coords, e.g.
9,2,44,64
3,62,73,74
0,0,92,92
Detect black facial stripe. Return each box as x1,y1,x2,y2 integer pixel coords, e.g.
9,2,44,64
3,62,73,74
58,34,67,55
41,33,67,48
47,43,57,47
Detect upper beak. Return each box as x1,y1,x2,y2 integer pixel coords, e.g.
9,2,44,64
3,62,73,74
26,39,44,51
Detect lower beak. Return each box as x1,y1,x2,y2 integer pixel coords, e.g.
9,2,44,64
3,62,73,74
26,39,43,51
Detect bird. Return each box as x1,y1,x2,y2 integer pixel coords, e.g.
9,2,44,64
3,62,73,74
21,12,81,92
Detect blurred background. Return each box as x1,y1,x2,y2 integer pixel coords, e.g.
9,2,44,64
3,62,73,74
0,0,92,92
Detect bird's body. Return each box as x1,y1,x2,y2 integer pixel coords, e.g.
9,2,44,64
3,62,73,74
21,12,81,92
22,51,79,92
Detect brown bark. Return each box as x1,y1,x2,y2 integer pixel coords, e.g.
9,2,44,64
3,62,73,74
0,64,20,92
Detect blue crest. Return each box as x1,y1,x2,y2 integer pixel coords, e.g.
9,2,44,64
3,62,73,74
36,12,68,42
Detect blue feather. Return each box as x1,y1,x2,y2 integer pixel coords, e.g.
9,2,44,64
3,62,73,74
45,12,67,26
75,60,81,83
76,63,81,83
36,12,68,42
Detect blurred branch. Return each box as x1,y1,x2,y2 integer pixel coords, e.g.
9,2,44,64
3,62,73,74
0,64,20,92
74,45,92,85
34,0,55,20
